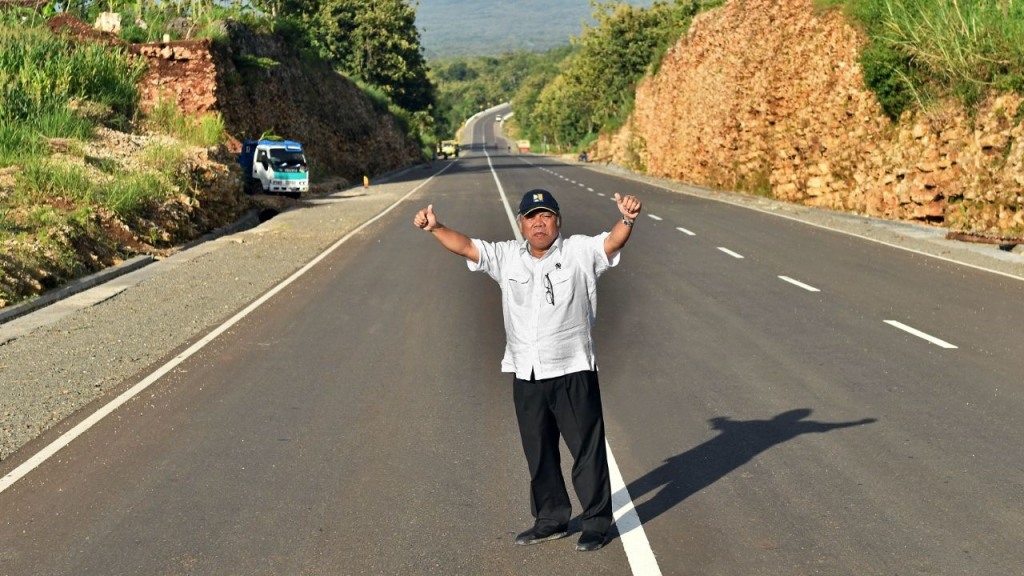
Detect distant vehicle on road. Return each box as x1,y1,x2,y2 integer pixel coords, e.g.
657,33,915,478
495,114,503,122
439,140,460,159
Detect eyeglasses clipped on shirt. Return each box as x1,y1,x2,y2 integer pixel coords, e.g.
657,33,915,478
544,273,554,305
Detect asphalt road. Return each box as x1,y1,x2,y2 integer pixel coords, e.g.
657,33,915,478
1,109,1023,575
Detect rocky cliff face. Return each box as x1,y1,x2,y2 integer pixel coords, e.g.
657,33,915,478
596,0,1023,240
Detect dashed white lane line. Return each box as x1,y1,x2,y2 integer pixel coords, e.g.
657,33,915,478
535,157,961,359
778,276,821,292
587,187,595,192
648,215,663,221
884,320,958,349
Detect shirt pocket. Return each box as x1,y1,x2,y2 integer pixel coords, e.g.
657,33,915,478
547,268,574,306
507,273,531,307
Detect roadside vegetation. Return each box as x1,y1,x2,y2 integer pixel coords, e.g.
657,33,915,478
841,0,1024,120
0,6,237,308
1,9,145,306
0,0,442,308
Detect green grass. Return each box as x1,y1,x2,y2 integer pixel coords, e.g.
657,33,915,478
146,98,227,147
0,15,144,124
846,0,1024,118
141,141,187,172
17,159,94,203
0,13,143,165
96,172,170,218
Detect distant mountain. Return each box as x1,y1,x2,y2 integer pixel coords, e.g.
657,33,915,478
415,0,655,59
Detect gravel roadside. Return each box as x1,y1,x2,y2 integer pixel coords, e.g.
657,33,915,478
2,157,1022,464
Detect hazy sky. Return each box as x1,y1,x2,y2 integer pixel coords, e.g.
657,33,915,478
415,0,656,58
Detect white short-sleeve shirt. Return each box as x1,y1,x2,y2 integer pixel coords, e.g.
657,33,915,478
467,233,620,380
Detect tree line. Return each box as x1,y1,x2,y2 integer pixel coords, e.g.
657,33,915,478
431,0,722,153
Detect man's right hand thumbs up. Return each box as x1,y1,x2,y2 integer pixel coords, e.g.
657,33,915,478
414,204,438,231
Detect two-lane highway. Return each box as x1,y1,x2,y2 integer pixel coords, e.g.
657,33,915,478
2,115,1023,575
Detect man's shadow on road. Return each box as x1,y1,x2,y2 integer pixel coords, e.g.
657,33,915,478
612,408,876,536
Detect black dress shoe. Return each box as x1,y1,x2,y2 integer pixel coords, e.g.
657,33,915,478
514,525,569,546
575,531,608,552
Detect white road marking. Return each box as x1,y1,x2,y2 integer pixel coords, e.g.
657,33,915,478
598,192,607,197
648,215,663,221
608,440,663,575
778,276,821,292
717,247,745,259
587,187,595,192
0,161,462,495
676,227,696,236
884,320,958,349
487,148,662,576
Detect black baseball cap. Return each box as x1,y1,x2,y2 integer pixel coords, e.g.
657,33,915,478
518,189,560,216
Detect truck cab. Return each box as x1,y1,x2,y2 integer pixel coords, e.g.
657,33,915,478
438,140,460,159
238,140,309,198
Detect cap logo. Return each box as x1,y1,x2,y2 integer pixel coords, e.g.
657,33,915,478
533,193,544,202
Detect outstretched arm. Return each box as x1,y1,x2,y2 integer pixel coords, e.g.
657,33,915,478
604,193,642,257
413,204,480,263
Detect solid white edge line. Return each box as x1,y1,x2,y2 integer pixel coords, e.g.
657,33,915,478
884,320,958,349
607,440,663,575
778,275,821,292
676,227,696,236
717,247,745,259
0,162,459,495
487,148,662,575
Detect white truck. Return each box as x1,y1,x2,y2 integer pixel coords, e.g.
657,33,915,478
238,139,309,198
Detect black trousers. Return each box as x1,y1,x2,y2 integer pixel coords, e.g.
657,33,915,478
512,370,613,534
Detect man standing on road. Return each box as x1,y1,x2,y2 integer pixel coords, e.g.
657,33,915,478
412,188,642,552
